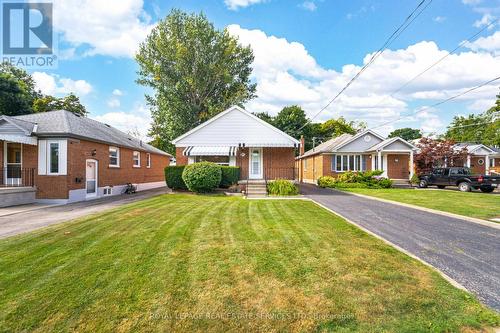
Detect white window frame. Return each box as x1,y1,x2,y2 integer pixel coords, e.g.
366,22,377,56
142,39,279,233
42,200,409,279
109,147,120,168
146,153,151,168
47,140,60,175
304,159,308,171
133,151,141,168
490,158,495,168
332,154,364,172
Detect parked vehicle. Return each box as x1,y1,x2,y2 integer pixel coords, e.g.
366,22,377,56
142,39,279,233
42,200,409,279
418,167,498,193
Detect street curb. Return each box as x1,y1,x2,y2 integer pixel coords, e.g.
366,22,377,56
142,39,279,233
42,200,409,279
308,199,469,292
338,190,500,230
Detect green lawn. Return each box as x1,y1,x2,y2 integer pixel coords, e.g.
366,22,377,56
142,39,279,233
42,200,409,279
0,195,498,332
340,188,500,221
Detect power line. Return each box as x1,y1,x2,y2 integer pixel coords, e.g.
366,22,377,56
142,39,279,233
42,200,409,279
370,18,498,110
371,75,500,130
298,0,433,130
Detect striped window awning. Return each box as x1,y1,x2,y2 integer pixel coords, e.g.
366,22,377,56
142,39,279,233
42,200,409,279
183,146,237,156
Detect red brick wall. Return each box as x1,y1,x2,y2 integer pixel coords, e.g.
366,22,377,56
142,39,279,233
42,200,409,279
175,147,188,165
32,139,169,199
67,139,169,191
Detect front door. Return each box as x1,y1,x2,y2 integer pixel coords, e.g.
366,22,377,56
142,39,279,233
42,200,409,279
249,148,263,179
4,142,22,186
387,154,409,179
86,159,98,197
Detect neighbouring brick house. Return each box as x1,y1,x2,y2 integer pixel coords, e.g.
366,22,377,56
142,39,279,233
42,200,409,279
0,110,170,207
452,143,497,175
296,130,418,184
172,106,300,182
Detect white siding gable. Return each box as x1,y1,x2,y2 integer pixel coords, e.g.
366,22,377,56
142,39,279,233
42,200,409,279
173,107,299,147
383,140,414,151
337,133,383,152
472,147,493,155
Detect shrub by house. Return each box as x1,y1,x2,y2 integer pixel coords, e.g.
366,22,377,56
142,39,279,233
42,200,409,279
182,162,222,193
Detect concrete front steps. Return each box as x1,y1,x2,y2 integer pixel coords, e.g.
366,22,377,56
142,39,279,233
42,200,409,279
392,179,413,188
244,180,268,198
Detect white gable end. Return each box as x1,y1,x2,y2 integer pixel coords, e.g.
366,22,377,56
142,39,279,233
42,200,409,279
337,133,383,152
173,107,299,147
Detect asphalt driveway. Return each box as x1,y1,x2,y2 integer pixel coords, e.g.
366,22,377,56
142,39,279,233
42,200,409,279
0,187,170,239
301,184,500,311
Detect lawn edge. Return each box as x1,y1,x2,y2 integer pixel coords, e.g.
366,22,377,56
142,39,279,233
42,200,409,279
307,198,469,293
338,189,500,230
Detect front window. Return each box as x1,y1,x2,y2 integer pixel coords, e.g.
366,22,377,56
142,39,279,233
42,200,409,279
332,154,364,172
194,156,229,166
109,147,120,167
146,153,151,168
133,151,141,167
304,159,308,170
49,143,59,174
490,158,495,168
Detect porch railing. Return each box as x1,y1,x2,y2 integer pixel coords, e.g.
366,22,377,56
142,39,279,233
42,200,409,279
0,167,36,187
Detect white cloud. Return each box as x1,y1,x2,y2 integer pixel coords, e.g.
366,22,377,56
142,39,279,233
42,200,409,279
32,72,93,96
92,104,152,140
433,16,446,23
465,30,500,55
107,98,121,108
224,0,266,10
228,26,500,135
53,0,154,57
300,1,317,11
112,89,124,96
473,13,496,28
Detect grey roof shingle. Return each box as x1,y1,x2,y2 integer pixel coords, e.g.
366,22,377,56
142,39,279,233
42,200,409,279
14,110,171,156
300,133,353,158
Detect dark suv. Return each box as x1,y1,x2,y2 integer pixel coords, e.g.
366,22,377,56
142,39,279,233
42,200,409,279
418,167,498,193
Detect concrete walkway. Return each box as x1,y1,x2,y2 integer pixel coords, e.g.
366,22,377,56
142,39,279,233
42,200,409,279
301,184,500,311
0,187,170,239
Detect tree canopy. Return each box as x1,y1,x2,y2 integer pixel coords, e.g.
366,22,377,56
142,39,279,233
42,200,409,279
388,128,422,141
255,105,364,152
0,62,87,117
444,93,500,146
136,9,256,154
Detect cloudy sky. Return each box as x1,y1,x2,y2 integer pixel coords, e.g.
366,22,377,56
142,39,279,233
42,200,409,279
28,0,500,139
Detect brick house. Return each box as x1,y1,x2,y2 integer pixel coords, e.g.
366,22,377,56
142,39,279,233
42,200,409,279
172,106,300,183
0,110,170,207
452,143,497,175
296,130,417,184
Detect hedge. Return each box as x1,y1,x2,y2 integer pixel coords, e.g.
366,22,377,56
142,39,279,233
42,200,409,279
182,162,222,193
317,171,392,189
220,166,240,188
165,166,187,190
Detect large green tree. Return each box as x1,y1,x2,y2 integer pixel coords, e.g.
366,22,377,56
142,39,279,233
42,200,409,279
33,93,87,116
136,9,256,154
388,127,422,141
0,62,87,117
0,73,34,116
445,93,500,146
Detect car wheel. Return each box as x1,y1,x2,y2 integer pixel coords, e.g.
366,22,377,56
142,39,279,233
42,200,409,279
437,185,446,189
480,186,494,193
419,180,428,188
458,182,471,192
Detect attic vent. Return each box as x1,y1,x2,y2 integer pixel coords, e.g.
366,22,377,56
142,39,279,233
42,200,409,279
105,123,111,127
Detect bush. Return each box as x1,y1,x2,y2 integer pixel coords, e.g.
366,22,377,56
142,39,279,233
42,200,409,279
317,170,392,189
317,176,337,188
182,162,222,193
220,166,240,188
267,179,299,196
165,166,187,190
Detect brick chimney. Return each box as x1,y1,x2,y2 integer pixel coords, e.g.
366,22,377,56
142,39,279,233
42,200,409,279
300,135,305,156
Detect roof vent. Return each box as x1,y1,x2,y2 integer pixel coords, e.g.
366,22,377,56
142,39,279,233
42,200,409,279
105,123,111,127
